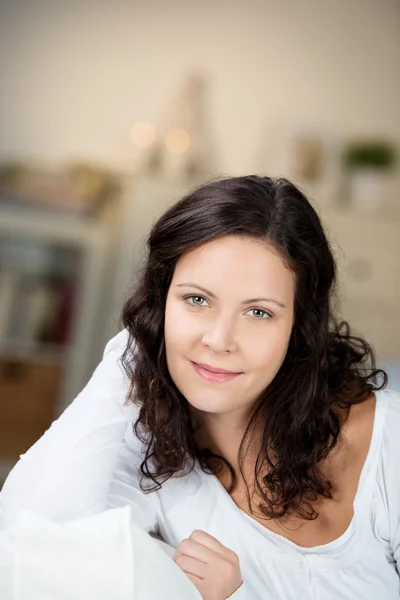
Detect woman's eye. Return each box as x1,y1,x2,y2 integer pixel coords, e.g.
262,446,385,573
185,295,208,307
248,308,272,320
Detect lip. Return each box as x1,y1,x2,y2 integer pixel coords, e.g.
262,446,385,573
190,361,242,383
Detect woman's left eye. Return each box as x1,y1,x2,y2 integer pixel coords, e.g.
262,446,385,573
247,308,272,320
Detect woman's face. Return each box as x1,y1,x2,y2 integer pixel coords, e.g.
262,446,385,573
164,235,295,420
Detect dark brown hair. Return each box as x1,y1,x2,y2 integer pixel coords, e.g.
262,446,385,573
121,175,387,520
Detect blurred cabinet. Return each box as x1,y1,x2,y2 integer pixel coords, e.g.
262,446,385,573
0,203,114,480
323,210,400,361
0,358,62,459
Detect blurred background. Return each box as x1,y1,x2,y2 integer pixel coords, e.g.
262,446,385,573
0,0,399,485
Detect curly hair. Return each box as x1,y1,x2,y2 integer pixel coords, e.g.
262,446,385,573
121,175,387,520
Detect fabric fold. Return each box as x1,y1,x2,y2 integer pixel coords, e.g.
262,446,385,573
0,505,202,600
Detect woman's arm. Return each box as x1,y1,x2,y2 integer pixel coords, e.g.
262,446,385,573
107,421,163,532
0,330,158,531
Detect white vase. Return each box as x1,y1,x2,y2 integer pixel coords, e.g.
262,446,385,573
348,169,390,214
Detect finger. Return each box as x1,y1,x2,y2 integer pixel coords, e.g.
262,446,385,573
176,537,214,564
174,554,206,580
189,529,230,557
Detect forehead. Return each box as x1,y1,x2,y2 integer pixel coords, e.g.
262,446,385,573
171,236,295,298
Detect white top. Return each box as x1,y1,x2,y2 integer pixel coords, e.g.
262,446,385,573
1,330,400,600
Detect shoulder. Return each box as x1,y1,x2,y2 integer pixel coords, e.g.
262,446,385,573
346,388,400,459
373,389,400,547
340,387,398,444
380,387,400,416
99,329,131,389
71,327,134,417
377,388,400,456
103,329,130,359
360,388,400,500
337,392,376,456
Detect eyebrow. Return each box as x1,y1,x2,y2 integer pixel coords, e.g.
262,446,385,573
175,283,287,309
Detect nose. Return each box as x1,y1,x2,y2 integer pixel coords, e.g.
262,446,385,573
201,317,238,354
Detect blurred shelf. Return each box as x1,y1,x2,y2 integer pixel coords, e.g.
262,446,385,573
0,340,68,365
0,204,105,248
0,195,115,416
0,185,125,467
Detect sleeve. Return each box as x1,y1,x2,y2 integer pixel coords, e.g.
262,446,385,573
0,330,158,533
0,530,13,599
107,422,163,534
379,389,400,574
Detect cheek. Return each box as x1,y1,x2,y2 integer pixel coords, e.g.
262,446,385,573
165,300,198,352
249,322,292,372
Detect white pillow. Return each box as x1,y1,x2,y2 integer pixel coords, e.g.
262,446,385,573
0,506,201,600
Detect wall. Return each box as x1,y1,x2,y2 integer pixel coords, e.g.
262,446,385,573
0,0,399,175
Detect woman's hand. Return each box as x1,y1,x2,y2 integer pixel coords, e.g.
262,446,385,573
173,529,243,600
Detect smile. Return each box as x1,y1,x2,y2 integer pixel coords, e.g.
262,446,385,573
190,361,242,383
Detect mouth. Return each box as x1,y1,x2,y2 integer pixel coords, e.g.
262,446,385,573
190,361,242,383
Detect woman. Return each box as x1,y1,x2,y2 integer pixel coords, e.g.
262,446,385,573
1,175,399,599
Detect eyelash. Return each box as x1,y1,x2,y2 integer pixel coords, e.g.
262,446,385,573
182,295,273,320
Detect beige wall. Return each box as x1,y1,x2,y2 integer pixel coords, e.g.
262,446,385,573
0,0,399,175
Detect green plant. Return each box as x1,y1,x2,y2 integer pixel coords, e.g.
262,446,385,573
343,141,396,170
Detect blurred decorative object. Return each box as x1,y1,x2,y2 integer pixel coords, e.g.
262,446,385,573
0,161,119,216
164,127,191,155
342,139,397,213
280,126,340,208
130,122,157,149
140,72,215,181
292,136,325,183
129,121,159,174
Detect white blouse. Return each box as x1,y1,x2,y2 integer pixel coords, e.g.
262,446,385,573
0,330,399,599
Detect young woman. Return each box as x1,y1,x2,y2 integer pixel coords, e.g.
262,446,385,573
0,175,399,599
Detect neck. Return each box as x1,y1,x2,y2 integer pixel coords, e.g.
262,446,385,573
192,407,255,469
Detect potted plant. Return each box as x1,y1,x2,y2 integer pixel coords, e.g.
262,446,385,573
342,140,397,213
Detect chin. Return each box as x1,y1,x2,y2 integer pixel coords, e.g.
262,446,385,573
184,392,235,415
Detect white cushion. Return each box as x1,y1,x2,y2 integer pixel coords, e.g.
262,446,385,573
0,506,201,600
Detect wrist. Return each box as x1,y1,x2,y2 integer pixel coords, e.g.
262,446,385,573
226,580,244,599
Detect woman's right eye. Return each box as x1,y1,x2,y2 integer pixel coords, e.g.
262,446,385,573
184,295,208,307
